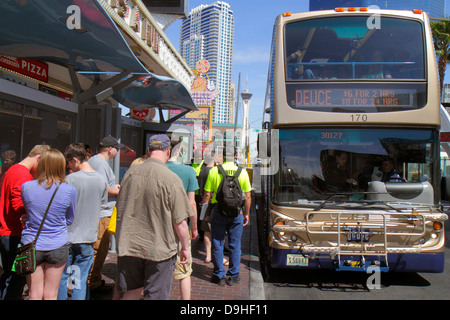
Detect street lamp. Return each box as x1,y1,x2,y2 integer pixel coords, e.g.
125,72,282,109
241,88,252,166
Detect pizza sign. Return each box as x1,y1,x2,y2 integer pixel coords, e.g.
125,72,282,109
0,56,48,82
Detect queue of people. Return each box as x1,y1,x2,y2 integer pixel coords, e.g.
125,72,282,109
0,134,252,300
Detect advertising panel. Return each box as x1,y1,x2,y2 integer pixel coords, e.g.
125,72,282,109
169,59,219,147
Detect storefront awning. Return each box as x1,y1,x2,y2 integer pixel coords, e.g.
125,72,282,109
0,0,196,112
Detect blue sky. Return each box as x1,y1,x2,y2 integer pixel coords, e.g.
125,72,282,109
165,1,450,131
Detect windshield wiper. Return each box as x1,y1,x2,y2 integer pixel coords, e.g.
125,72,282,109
313,192,406,212
313,193,349,211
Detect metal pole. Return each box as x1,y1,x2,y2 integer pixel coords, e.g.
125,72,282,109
233,73,241,148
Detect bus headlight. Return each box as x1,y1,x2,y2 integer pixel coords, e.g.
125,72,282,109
274,219,286,236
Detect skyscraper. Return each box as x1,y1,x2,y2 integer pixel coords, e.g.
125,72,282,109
180,1,234,124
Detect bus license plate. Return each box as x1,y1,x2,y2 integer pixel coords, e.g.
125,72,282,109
346,228,369,242
286,254,308,266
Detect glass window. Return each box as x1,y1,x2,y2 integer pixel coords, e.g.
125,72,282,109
119,125,140,181
273,128,438,205
22,106,73,153
285,16,425,81
0,98,75,168
0,99,23,162
83,109,102,151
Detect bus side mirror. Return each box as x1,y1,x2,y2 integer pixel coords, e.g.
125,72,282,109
258,130,279,175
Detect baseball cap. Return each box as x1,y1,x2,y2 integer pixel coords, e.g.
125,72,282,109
148,134,170,149
99,136,124,149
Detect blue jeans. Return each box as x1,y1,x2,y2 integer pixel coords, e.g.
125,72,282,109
0,236,26,300
210,207,244,278
57,243,94,300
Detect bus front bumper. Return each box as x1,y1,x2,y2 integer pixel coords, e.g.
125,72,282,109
270,248,444,273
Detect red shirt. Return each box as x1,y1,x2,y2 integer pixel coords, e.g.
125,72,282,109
0,163,33,236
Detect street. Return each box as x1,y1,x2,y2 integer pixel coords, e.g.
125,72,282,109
260,214,450,300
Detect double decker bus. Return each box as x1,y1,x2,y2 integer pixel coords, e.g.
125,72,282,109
257,7,448,279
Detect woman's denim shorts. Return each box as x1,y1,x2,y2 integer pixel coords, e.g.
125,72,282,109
35,243,69,265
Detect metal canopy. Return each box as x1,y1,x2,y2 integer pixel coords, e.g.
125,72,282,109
110,74,198,111
0,0,196,113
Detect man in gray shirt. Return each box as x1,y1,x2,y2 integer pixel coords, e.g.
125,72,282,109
87,136,122,291
58,143,108,300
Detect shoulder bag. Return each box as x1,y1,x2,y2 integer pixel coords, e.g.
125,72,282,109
12,182,61,276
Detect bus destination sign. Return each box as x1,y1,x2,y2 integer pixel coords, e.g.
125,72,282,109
295,88,416,108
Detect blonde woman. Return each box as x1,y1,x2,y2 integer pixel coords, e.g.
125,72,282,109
20,149,76,300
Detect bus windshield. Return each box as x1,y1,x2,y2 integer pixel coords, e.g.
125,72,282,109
274,128,439,205
284,16,427,112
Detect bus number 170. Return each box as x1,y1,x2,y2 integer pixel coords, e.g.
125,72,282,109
351,114,368,122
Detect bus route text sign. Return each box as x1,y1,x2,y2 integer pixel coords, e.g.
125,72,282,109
294,88,416,108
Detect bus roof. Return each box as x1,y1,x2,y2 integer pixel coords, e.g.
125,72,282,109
279,8,428,22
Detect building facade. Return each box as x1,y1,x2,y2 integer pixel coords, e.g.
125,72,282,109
180,1,235,124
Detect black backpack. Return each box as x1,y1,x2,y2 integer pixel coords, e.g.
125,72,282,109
216,165,243,218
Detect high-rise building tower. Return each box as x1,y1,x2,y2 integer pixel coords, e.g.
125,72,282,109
180,1,234,123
